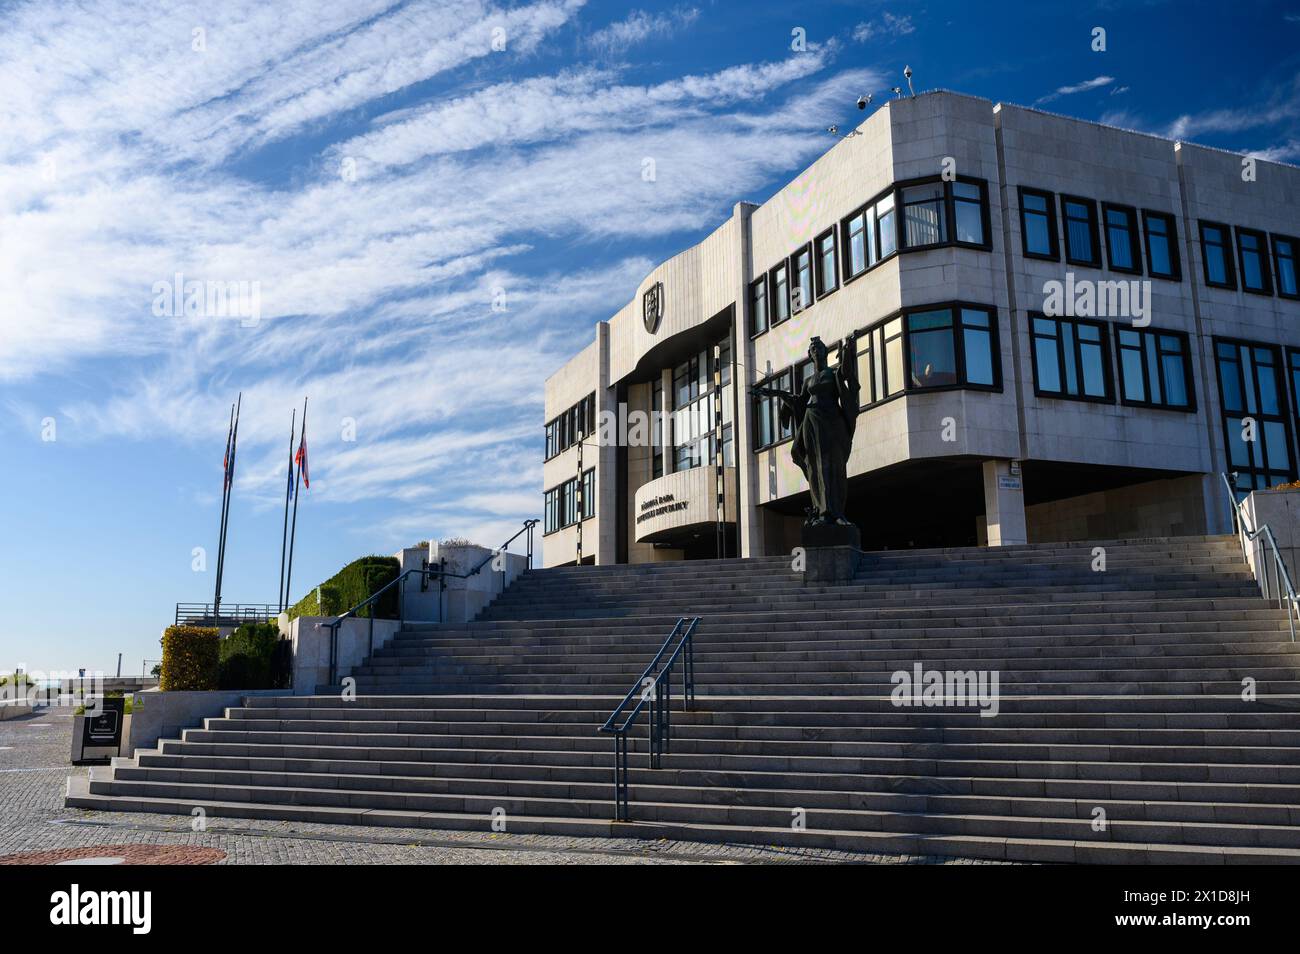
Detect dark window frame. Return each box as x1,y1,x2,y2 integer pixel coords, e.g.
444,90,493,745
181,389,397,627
814,227,838,299
1101,202,1143,275
1199,220,1237,290
1234,225,1274,297
543,393,595,462
748,274,769,337
1114,324,1196,412
1017,186,1060,261
542,467,597,536
1059,194,1102,267
768,260,791,328
1141,209,1181,282
1273,233,1300,301
1029,312,1115,404
789,242,814,314
1214,336,1296,491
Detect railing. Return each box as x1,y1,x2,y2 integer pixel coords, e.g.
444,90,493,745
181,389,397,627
598,617,700,822
323,518,540,685
174,602,279,626
1219,472,1299,642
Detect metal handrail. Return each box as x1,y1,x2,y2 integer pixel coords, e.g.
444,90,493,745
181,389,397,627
174,602,279,626
598,616,700,822
323,518,540,684
1219,472,1299,642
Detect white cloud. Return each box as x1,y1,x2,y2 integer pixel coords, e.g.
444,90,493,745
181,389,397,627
852,12,915,43
586,7,700,55
1035,75,1115,105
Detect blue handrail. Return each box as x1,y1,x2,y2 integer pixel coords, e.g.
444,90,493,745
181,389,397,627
598,616,700,821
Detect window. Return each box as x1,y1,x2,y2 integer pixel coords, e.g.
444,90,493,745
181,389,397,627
544,393,595,461
674,339,731,468
769,261,790,325
951,180,987,246
543,468,596,534
790,244,813,312
1199,222,1236,289
850,304,999,407
1031,314,1112,401
1142,210,1180,281
1216,339,1294,491
1102,203,1142,274
748,275,769,336
1274,234,1299,300
1061,196,1101,266
651,378,663,479
1018,187,1059,260
902,182,947,248
842,208,869,280
815,229,838,298
753,359,812,449
1116,327,1194,410
877,192,897,259
1235,227,1273,295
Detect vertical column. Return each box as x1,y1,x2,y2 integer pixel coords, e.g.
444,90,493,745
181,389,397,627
659,367,674,476
733,202,764,557
982,459,1028,546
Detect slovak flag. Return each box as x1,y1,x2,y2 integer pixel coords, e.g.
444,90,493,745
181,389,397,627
294,429,309,492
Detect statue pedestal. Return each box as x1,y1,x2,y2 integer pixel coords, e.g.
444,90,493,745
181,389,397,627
801,523,861,584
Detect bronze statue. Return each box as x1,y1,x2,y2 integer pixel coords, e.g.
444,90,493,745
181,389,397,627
752,335,861,526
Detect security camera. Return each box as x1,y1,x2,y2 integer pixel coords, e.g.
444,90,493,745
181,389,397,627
891,86,902,98
828,125,839,135
904,65,915,97
856,94,871,110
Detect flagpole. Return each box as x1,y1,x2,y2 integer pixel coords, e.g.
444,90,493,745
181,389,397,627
214,392,241,620
213,399,235,619
284,397,307,611
277,408,297,612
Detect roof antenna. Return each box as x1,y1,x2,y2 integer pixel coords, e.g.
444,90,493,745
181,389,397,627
904,65,915,97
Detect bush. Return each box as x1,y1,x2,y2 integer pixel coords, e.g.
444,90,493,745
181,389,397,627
160,625,219,690
288,555,400,620
218,622,281,690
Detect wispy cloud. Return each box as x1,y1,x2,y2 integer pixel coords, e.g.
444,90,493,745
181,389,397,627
852,12,915,43
1035,75,1115,105
586,6,700,54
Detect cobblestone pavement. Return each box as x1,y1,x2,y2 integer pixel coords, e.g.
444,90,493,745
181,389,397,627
0,707,1010,865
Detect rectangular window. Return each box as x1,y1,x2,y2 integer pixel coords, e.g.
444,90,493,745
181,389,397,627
1031,314,1112,401
1199,221,1236,289
1274,234,1299,299
952,180,987,246
815,229,837,297
1018,187,1059,260
1102,203,1142,274
1216,339,1294,491
1115,326,1194,410
543,468,596,535
1061,196,1101,266
902,182,947,248
842,208,868,280
791,244,813,312
1142,210,1180,281
748,275,768,336
1235,227,1273,295
876,192,897,260
906,309,958,388
960,307,996,387
544,393,595,461
651,379,663,479
769,261,790,325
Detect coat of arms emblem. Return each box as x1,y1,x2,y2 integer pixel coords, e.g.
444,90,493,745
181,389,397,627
643,281,662,334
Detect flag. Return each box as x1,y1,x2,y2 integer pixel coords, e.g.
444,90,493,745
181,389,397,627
295,429,309,492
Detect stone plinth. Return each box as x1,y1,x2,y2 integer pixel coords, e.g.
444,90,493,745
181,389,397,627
801,522,861,583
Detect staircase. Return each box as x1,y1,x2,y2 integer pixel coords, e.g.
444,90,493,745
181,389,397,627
68,535,1300,863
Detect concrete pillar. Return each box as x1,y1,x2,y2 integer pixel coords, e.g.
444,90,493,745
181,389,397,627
659,367,674,476
982,459,1027,546
733,201,764,558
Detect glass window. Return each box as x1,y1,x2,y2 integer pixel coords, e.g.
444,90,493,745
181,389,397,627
902,183,946,248
749,276,768,336
876,192,897,260
1143,211,1179,280
816,230,837,296
1031,314,1111,400
883,317,904,397
1200,222,1236,289
1216,339,1294,490
770,262,790,324
906,309,957,388
1103,205,1140,272
960,308,995,386
843,210,868,278
1116,327,1192,410
651,379,663,479
1020,188,1057,258
952,181,985,245
1062,197,1100,265
791,245,813,312
1274,236,1299,299
1236,228,1272,294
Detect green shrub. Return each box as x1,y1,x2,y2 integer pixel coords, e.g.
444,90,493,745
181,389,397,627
288,555,399,620
218,622,276,689
160,625,219,690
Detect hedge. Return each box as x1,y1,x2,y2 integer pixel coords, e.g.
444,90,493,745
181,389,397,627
218,622,291,690
288,555,400,620
160,626,220,690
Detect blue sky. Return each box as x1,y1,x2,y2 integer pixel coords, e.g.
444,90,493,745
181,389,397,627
3,0,1299,675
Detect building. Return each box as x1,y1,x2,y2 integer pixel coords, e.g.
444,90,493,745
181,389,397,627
541,90,1300,567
